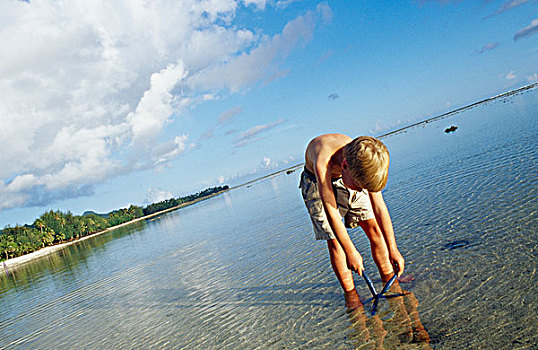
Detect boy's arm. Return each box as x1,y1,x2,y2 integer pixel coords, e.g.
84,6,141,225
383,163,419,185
315,164,364,274
369,191,405,276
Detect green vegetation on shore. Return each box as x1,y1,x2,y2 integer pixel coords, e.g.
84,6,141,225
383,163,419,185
0,185,228,262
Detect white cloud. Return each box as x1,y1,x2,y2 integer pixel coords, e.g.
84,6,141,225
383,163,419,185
185,5,327,92
317,3,333,25
369,118,411,136
276,0,300,10
127,62,188,150
244,0,267,10
251,156,283,173
0,1,327,212
527,73,538,82
153,135,189,171
263,157,272,167
214,154,297,188
506,70,516,80
145,188,174,204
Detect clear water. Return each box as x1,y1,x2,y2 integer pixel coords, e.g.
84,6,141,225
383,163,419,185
1,88,537,349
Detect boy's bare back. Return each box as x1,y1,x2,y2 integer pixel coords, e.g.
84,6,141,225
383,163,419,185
305,133,351,179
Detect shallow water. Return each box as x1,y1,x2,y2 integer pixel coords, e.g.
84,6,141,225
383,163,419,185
1,88,537,349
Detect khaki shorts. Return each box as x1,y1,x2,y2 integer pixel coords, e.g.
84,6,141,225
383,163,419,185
299,168,375,240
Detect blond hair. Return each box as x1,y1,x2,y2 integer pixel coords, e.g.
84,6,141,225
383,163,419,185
344,136,389,192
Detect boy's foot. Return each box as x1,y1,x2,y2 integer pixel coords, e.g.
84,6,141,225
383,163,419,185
380,272,397,283
344,289,363,310
413,326,431,343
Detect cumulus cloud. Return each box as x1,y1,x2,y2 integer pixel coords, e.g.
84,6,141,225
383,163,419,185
369,118,411,136
251,157,277,173
0,0,328,212
127,63,188,150
505,70,516,80
276,0,301,10
244,0,267,10
317,3,333,24
145,188,174,204
477,42,499,54
251,155,297,174
215,154,298,188
153,135,189,171
234,119,286,147
514,19,538,41
527,73,538,82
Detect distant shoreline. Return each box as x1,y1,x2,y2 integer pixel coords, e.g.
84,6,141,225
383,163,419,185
3,189,228,270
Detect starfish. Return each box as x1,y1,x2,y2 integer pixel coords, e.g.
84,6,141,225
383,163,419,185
361,271,408,316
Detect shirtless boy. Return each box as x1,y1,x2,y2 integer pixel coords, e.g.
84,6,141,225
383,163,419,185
299,134,405,308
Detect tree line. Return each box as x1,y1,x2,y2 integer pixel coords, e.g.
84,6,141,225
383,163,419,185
0,185,229,261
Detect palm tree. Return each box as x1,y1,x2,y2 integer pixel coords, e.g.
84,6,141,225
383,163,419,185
43,228,55,247
54,212,66,229
6,242,16,259
73,219,86,238
54,231,65,244
0,239,7,261
85,218,96,234
34,219,45,235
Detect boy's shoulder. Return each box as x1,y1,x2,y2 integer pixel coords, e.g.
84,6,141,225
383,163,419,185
307,133,352,152
305,133,351,173
311,133,351,143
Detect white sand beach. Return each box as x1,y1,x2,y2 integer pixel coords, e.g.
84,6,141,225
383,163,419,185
3,190,229,270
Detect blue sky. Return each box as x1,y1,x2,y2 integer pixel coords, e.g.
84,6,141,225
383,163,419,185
1,0,536,227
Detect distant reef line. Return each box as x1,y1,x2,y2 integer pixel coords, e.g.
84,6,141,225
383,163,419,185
1,186,229,269
376,82,538,139
228,82,538,189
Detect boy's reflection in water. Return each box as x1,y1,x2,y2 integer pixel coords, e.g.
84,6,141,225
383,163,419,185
347,279,430,349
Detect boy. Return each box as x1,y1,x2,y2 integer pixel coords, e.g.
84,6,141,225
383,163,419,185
299,134,404,308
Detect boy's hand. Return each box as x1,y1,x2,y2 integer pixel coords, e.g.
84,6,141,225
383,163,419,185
346,249,364,275
390,250,405,277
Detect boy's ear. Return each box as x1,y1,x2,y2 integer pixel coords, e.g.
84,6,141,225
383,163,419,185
342,158,348,169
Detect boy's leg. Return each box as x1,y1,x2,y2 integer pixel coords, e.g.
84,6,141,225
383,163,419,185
300,173,362,308
358,219,394,281
327,238,355,291
327,238,362,308
338,184,394,280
